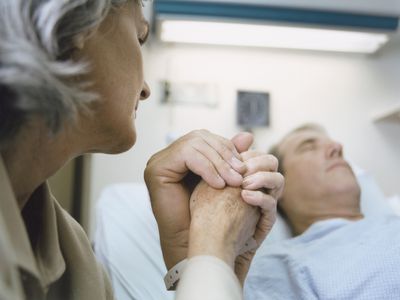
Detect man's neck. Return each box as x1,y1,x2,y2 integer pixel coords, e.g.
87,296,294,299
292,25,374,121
290,192,364,236
292,212,364,236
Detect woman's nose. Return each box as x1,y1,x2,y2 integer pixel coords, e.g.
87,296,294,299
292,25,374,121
140,81,151,100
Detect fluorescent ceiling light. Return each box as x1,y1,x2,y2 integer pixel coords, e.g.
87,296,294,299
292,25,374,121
160,20,389,53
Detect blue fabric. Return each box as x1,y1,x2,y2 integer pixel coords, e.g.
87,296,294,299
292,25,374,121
244,216,400,300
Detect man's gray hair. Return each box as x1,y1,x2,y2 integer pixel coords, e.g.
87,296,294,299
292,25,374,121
0,0,136,149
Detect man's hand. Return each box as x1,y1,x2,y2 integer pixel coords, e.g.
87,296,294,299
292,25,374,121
235,150,285,285
188,181,260,268
144,130,253,270
186,150,284,286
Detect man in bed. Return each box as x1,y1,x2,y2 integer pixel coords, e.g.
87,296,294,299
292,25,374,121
244,124,400,300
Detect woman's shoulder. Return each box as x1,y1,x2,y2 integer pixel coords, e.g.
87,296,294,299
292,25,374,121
51,196,115,299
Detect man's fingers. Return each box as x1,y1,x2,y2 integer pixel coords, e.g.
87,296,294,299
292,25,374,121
241,190,277,243
242,152,279,176
254,208,277,243
242,172,284,198
241,190,277,210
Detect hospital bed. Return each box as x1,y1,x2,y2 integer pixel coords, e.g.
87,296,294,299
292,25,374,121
94,165,399,300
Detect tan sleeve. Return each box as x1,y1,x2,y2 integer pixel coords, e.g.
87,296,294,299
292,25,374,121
97,261,115,300
175,256,242,300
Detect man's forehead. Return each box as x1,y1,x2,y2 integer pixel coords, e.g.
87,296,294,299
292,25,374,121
279,129,328,155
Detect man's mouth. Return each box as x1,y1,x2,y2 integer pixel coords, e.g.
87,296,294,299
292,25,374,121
327,161,350,172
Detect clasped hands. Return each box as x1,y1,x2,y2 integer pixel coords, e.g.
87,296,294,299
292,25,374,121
144,130,284,285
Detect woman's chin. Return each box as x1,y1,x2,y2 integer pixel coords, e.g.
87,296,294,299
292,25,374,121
109,133,137,154
90,129,137,154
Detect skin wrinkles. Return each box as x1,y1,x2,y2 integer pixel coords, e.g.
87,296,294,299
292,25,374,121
277,129,363,235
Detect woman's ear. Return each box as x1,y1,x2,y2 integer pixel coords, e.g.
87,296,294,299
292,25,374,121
72,24,100,51
73,34,86,50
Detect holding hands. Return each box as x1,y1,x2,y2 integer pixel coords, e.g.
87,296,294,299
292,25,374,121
144,130,284,283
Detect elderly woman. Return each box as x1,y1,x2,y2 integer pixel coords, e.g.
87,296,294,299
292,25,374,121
0,0,284,299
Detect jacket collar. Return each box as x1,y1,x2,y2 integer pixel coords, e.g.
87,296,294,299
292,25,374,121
0,155,65,288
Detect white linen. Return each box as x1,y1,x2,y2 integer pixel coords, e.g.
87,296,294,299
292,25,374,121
94,183,174,300
244,215,400,300
94,184,242,300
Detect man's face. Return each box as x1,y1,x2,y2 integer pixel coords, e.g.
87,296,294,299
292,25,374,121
278,129,361,224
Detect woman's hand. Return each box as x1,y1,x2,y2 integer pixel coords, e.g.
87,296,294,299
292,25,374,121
144,130,253,270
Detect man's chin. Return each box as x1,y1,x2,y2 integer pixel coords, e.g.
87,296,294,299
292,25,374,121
329,178,360,196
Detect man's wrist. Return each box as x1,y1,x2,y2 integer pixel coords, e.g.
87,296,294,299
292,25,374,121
164,259,188,290
188,225,236,269
162,244,188,270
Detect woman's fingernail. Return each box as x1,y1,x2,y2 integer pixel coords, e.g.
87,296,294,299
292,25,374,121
230,156,244,170
230,168,243,181
243,175,255,187
215,173,225,185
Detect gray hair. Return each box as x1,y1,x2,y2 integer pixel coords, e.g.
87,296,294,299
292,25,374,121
0,0,138,149
269,123,326,221
269,123,326,175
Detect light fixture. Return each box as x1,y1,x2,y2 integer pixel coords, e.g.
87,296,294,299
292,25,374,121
155,1,398,54
161,20,389,54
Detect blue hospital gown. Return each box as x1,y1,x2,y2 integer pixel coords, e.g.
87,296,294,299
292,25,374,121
244,216,400,300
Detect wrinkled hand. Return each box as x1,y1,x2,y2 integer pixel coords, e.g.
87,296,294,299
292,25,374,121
188,181,260,268
235,151,285,285
144,130,253,270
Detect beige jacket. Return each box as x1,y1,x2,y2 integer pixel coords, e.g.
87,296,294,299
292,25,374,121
0,157,241,300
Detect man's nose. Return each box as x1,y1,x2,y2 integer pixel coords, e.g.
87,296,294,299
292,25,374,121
325,140,343,158
140,81,151,100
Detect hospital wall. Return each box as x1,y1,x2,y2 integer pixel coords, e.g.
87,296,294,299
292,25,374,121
86,39,400,235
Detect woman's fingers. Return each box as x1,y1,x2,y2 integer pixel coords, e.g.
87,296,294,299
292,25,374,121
190,144,243,188
178,130,252,188
184,148,227,189
231,132,254,154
